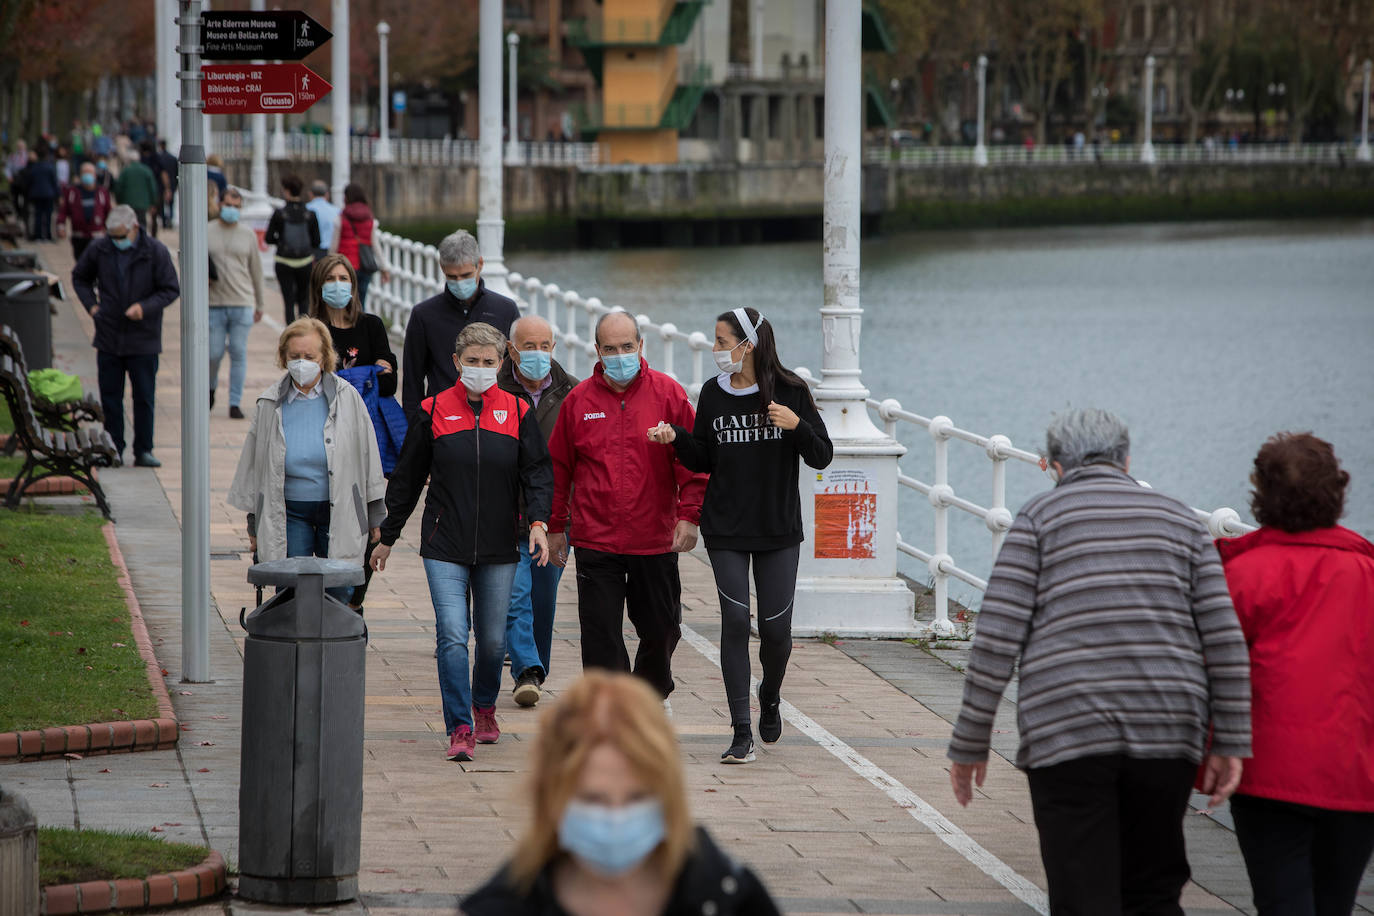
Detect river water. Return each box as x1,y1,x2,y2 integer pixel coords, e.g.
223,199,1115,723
509,219,1374,599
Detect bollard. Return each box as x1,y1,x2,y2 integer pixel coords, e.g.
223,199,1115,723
237,557,367,904
0,787,39,916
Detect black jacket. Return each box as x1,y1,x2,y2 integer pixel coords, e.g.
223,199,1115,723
401,279,520,421
380,382,553,566
461,827,782,916
72,233,181,356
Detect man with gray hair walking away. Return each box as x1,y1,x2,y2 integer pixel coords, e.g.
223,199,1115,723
947,408,1252,916
401,229,520,423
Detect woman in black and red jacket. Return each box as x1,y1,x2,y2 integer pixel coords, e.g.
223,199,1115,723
372,322,553,763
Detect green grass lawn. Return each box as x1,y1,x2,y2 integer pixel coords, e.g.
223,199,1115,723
0,509,159,732
39,827,208,885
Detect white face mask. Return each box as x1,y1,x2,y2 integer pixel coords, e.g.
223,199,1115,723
287,359,321,388
713,341,746,375
460,365,499,396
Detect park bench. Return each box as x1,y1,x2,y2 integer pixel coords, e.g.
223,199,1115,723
0,324,103,456
0,353,117,519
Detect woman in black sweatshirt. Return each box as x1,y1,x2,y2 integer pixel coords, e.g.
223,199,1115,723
649,307,832,764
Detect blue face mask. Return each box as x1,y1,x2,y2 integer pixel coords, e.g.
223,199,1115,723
80,173,96,188
111,236,134,251
558,799,665,876
601,352,640,385
321,280,353,309
517,349,551,381
447,276,478,300
219,205,240,224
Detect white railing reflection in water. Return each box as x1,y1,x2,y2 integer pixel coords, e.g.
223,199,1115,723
371,257,1258,637
864,141,1366,168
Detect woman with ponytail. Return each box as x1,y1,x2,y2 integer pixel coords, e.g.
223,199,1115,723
648,307,832,763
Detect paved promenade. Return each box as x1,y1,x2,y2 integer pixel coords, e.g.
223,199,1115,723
3,233,1370,915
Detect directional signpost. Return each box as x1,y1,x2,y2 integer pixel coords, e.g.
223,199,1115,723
201,63,331,115
201,10,331,60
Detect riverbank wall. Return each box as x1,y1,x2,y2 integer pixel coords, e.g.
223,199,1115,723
223,158,1374,249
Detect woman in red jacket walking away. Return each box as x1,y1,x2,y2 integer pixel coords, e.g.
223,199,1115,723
1217,432,1374,916
329,182,389,308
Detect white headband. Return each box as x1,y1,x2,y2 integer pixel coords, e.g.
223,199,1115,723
732,307,765,347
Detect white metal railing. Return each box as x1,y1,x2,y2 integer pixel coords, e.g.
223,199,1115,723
370,229,445,337
211,131,601,167
864,141,1368,168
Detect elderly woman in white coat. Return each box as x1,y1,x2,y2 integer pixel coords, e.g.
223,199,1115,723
229,317,386,603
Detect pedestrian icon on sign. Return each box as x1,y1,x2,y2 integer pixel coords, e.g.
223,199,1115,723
301,21,309,39
301,74,310,92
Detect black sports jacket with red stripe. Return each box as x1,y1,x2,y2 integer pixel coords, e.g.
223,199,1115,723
379,382,554,566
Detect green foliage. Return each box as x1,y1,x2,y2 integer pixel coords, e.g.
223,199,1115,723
38,828,207,886
0,509,158,732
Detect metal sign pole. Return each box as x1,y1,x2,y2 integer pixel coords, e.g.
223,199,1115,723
178,0,212,682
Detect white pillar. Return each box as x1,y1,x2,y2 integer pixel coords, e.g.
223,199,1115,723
376,22,394,162
330,0,351,203
507,31,521,165
270,3,287,161
177,0,211,682
973,54,988,167
752,0,765,79
793,0,915,638
1141,55,1157,164
1358,59,1372,163
478,0,512,296
249,0,268,201
156,0,180,151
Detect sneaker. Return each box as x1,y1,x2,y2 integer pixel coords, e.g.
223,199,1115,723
513,669,543,708
229,405,245,419
447,725,475,762
759,693,783,744
721,725,755,764
473,705,500,744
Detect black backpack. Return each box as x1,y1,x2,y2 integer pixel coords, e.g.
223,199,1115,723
276,204,313,259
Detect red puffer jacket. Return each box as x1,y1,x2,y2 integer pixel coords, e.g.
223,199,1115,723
548,358,705,555
1217,525,1374,811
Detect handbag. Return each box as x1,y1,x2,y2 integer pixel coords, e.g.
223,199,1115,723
350,217,379,272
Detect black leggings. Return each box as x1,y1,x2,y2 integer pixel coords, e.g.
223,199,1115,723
708,544,799,727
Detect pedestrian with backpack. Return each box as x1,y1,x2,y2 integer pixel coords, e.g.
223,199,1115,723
265,174,321,323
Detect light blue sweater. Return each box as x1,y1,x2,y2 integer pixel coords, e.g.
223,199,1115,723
282,394,330,501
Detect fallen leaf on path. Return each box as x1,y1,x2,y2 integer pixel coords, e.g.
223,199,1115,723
370,868,396,874
149,826,164,832
209,715,227,720
398,739,417,744
162,822,182,827
98,768,111,773
63,753,83,760
178,690,193,695
195,741,215,747
160,668,169,676
149,782,168,788
197,768,210,773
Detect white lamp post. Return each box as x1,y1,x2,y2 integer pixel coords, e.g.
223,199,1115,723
792,0,915,638
248,0,268,203
1141,55,1157,164
330,0,350,204
1358,59,1372,163
269,6,287,158
376,21,394,163
478,0,512,296
507,31,521,165
974,54,988,167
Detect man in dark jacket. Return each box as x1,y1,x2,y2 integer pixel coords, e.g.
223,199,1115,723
497,314,578,707
401,229,519,422
72,205,181,467
24,149,59,241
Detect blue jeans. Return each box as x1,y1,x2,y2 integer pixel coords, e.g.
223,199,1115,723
284,499,353,604
424,558,517,734
507,539,563,683
208,305,254,407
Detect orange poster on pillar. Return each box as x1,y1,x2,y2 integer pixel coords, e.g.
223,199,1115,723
813,469,876,559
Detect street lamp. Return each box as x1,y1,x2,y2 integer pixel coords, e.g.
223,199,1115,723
973,55,988,166
507,31,521,165
376,21,394,163
1357,60,1371,162
1140,55,1156,164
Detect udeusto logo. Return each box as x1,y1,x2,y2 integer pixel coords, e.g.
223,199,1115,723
261,94,295,109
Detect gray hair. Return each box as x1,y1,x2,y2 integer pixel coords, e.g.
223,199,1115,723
1045,408,1130,472
594,309,641,347
455,321,507,356
106,205,138,231
438,230,481,268
310,180,329,197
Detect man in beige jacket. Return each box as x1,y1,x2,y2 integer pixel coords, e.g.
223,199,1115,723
207,186,264,418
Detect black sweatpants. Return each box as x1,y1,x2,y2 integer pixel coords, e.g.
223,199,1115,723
1025,754,1196,916
274,261,313,324
574,547,680,698
708,544,799,727
1229,793,1374,916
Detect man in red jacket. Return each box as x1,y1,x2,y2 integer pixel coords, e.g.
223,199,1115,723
547,310,706,699
56,161,112,261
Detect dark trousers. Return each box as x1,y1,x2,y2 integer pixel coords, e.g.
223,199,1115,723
71,236,93,262
133,208,148,236
29,198,54,240
274,261,313,324
709,544,800,726
1230,793,1374,916
1026,754,1196,916
574,547,681,698
96,351,159,457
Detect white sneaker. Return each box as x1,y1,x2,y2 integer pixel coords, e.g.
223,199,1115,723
663,698,673,718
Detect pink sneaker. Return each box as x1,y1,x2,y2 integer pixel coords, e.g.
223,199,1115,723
473,706,500,744
447,725,475,761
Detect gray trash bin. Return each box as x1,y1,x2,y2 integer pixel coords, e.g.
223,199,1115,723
0,272,51,371
238,557,367,905
0,251,40,272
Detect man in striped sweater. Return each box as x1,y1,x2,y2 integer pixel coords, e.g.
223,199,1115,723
947,408,1251,915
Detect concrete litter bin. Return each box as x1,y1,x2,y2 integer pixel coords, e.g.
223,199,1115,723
237,557,367,904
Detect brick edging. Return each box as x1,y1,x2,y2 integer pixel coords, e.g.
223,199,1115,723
0,524,179,762
0,475,87,497
40,849,227,914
